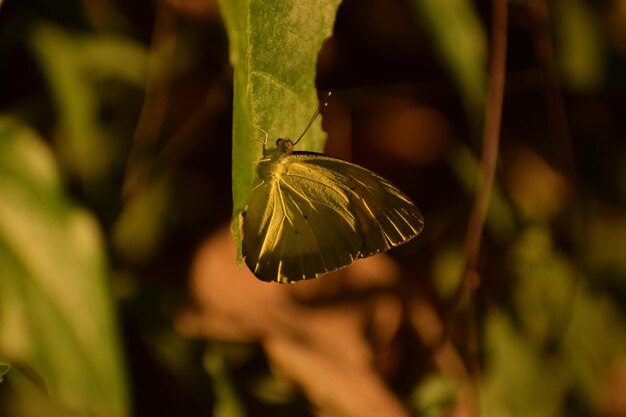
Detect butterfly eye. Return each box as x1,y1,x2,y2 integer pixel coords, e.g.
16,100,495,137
276,138,294,154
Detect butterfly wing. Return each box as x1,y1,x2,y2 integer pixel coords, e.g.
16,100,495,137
243,152,424,283
306,155,424,255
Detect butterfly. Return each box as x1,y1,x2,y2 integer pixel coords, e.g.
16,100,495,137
242,94,424,283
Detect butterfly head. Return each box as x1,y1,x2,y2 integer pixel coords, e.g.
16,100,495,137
276,138,294,155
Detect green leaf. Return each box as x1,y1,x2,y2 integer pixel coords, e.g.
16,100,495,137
561,283,626,408
218,0,342,258
112,173,172,264
481,312,567,417
0,363,8,383
0,119,129,417
508,226,577,346
29,22,149,184
203,343,246,417
586,204,626,280
409,373,457,417
430,243,464,299
553,0,605,92
410,0,487,130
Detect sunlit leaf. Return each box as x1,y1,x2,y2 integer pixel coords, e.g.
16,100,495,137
0,119,129,417
217,0,342,257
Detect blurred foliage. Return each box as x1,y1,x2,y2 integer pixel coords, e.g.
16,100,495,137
203,343,247,417
0,363,8,383
0,120,128,416
1,0,626,417
410,0,487,133
409,373,457,416
553,0,605,92
28,22,148,186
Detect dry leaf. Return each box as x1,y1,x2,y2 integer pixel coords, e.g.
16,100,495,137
176,226,410,417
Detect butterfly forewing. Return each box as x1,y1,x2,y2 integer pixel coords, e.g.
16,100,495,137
299,156,424,256
243,151,424,283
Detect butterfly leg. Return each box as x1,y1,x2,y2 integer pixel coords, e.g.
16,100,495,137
251,124,269,147
249,124,271,164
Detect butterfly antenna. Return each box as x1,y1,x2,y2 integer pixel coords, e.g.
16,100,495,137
293,91,332,146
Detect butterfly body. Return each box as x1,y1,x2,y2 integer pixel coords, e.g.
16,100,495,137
242,137,424,283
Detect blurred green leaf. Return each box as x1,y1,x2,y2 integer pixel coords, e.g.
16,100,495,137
409,373,457,417
0,363,8,382
586,204,626,281
508,226,576,346
203,343,247,417
410,0,487,129
0,119,129,417
553,0,605,92
218,0,342,257
249,372,297,404
431,243,464,299
112,173,172,264
3,369,91,417
29,22,148,184
562,283,626,409
481,311,567,417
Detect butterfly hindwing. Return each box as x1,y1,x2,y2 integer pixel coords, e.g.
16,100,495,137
243,151,424,283
243,162,361,283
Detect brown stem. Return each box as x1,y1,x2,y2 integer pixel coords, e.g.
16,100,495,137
461,0,508,293
449,0,509,414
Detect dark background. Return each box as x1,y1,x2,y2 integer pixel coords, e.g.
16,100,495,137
1,0,626,416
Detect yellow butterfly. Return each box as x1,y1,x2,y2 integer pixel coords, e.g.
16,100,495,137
243,94,424,283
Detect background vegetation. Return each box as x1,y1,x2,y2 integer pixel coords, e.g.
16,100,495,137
1,0,626,416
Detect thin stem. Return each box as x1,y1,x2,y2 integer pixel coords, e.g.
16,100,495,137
451,0,509,414
122,0,177,199
461,0,508,292
153,66,231,172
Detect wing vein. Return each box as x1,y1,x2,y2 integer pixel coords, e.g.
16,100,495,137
284,173,350,203
281,184,329,273
280,179,356,228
